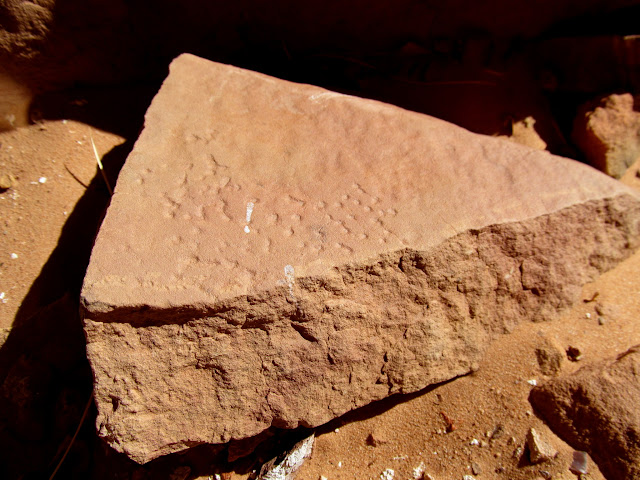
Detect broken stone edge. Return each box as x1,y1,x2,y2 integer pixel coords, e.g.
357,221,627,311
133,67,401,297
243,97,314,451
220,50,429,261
82,193,640,464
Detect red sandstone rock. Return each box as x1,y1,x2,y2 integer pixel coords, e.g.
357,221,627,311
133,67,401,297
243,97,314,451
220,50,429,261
530,345,640,480
81,54,640,464
573,93,640,178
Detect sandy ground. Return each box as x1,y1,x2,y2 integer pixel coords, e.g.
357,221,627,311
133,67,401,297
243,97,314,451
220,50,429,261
0,86,639,479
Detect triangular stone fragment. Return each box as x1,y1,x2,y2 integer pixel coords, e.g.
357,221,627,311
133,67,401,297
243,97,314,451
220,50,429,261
81,54,640,464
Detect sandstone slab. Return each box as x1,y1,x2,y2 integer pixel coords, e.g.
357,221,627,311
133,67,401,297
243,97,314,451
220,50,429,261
530,345,640,480
80,54,640,464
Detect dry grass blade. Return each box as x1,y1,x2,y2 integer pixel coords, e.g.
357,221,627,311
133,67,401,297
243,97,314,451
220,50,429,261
49,392,94,480
90,129,113,196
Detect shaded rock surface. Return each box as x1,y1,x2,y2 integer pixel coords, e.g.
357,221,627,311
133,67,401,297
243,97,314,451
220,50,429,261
530,345,640,480
80,54,640,464
573,93,640,178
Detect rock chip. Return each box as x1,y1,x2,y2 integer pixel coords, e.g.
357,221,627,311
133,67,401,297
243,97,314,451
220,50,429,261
81,54,640,464
535,336,565,376
569,451,589,475
530,345,640,480
367,428,391,447
573,93,640,178
525,427,557,464
256,434,314,480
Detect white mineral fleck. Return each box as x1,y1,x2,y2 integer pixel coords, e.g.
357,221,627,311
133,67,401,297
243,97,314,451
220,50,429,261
380,468,394,480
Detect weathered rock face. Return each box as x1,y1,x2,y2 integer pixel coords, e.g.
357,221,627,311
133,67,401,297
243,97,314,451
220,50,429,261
573,93,640,178
530,345,640,480
80,54,640,464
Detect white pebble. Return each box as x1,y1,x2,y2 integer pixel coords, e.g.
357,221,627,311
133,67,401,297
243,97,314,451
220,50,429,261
412,462,426,479
380,468,394,480
10,253,18,259
469,438,479,446
527,379,538,386
38,177,47,184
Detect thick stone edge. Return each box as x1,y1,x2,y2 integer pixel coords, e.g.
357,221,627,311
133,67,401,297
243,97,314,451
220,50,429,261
83,193,640,464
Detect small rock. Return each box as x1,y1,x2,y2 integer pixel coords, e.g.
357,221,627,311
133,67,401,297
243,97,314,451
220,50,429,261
0,173,17,190
257,434,315,480
367,428,391,447
490,424,505,440
535,338,565,376
471,462,482,475
566,346,583,362
462,476,476,480
572,93,640,178
538,471,551,479
380,468,394,480
526,427,557,464
570,451,589,475
598,316,606,326
412,462,426,479
530,345,640,479
513,445,523,459
38,176,47,184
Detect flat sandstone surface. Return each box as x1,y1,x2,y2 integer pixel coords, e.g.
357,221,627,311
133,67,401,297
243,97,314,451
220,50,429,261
80,54,640,464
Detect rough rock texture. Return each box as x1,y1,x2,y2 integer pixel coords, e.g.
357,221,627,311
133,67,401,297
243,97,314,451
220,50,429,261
573,93,640,178
530,345,640,480
525,427,557,464
80,54,640,464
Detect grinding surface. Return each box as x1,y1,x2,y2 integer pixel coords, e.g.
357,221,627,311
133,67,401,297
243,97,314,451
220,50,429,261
81,54,640,464
82,54,627,314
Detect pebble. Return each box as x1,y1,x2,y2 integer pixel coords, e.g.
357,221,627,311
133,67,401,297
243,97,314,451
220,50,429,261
566,346,583,362
490,424,505,440
526,427,557,464
462,476,476,480
512,445,523,459
412,462,426,479
367,428,391,446
471,462,482,475
10,253,18,259
570,451,589,475
38,177,47,184
380,468,394,480
0,174,17,190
